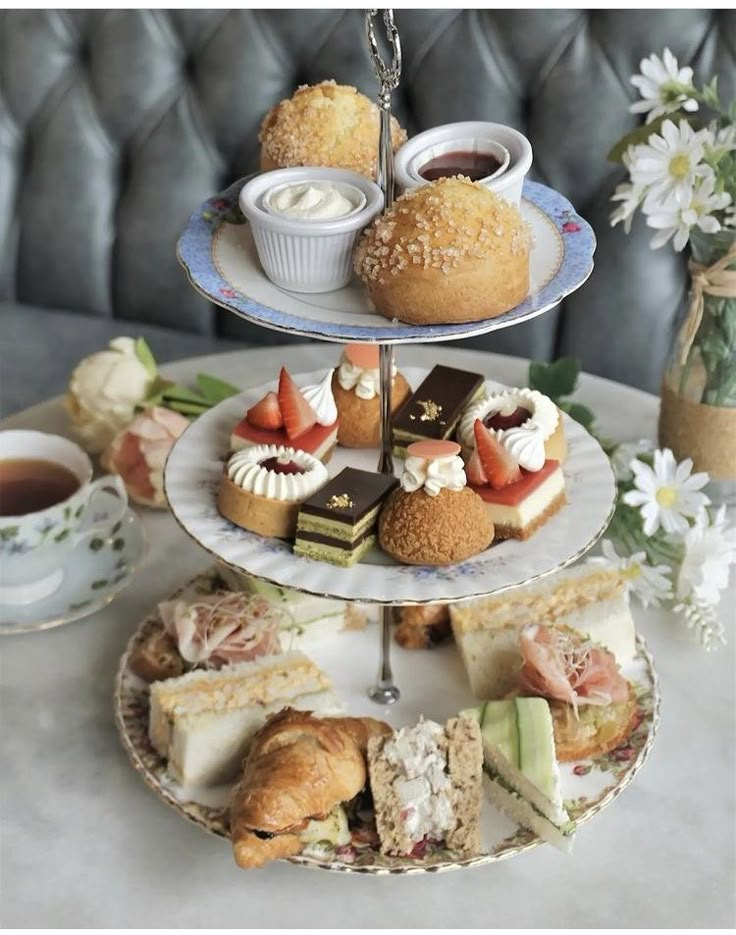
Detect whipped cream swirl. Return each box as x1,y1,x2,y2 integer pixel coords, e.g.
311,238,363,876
301,370,338,426
401,453,466,497
337,354,397,401
266,181,362,220
225,444,327,502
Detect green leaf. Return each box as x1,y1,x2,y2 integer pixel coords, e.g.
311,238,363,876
54,529,70,542
91,579,108,590
112,537,125,552
159,384,210,406
607,114,669,163
559,400,596,432
195,372,240,404
89,537,104,552
0,526,19,541
164,401,209,417
702,75,719,109
528,357,581,400
134,338,158,379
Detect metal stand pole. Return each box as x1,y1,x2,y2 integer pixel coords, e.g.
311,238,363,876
366,8,402,705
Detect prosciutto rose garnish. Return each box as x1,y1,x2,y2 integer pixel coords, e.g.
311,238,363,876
518,624,629,715
158,590,283,667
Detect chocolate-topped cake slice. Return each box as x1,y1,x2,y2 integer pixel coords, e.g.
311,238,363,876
392,365,485,458
294,467,399,567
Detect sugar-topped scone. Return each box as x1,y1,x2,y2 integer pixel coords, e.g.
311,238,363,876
379,440,494,566
259,80,406,180
332,344,412,448
353,177,532,325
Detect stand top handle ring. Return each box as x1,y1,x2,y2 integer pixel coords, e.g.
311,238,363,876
365,9,402,107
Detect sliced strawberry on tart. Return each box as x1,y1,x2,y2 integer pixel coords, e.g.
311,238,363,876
466,420,566,540
230,367,339,463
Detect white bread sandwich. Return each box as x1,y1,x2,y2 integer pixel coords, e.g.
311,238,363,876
148,651,342,787
450,565,636,699
367,716,483,859
462,698,575,853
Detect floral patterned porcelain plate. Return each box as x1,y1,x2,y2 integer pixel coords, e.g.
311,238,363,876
0,494,147,635
176,177,595,344
114,569,661,876
163,367,617,605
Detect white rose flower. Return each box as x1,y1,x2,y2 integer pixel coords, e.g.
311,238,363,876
66,337,157,454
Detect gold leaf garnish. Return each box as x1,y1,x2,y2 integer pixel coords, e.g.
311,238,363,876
416,399,442,422
326,493,354,510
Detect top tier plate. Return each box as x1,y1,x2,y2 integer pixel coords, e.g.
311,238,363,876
177,177,595,345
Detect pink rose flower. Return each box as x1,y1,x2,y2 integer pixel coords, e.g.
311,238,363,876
102,406,189,508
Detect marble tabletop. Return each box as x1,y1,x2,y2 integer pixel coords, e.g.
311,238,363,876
1,345,734,929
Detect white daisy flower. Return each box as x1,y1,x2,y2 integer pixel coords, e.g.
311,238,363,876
623,448,710,537
610,181,646,233
610,439,657,482
588,539,672,607
677,506,736,605
629,120,710,209
630,48,698,124
644,172,731,251
706,123,736,157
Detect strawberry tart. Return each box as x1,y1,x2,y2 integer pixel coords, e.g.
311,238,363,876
466,420,566,540
218,443,329,539
230,367,339,463
378,440,494,566
331,344,411,448
457,387,567,469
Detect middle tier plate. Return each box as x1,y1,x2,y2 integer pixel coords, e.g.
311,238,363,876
164,367,616,605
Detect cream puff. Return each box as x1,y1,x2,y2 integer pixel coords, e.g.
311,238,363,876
259,80,407,181
218,444,329,539
332,344,411,449
378,440,493,566
353,176,532,325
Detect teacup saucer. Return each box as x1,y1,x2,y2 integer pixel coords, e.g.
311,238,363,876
0,496,147,635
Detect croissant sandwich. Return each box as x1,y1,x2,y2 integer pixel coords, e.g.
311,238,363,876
230,708,391,869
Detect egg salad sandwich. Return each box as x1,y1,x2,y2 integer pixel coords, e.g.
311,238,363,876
148,650,342,787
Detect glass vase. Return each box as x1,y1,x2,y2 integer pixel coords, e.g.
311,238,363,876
658,227,736,506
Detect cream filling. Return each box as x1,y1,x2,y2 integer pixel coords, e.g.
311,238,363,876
483,467,565,526
225,444,328,501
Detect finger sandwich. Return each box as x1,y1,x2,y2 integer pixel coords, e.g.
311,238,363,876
148,651,342,787
367,716,483,858
450,565,636,699
462,698,575,853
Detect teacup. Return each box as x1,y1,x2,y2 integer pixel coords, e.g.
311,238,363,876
0,430,128,606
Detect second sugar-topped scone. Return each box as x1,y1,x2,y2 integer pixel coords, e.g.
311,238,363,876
353,177,532,325
379,440,494,566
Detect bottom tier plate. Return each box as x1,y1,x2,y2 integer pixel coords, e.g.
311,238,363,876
114,569,660,876
163,366,617,605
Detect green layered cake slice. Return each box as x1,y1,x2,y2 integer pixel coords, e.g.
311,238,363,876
462,698,575,853
294,467,398,567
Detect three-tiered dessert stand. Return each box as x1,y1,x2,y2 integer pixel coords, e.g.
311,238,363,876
115,11,660,874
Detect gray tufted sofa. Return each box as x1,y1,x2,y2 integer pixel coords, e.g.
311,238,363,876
1,9,735,416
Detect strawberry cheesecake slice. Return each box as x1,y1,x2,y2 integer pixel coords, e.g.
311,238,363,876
466,420,566,540
230,367,339,463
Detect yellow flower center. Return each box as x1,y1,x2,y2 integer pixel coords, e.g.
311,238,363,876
622,564,642,581
656,486,678,508
669,154,690,179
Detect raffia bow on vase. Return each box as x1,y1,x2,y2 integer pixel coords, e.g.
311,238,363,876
659,235,736,484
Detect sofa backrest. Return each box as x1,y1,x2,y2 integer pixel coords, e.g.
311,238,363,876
1,10,734,390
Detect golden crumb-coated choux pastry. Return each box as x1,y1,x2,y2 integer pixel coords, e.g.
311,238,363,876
353,177,532,325
378,441,494,566
332,344,412,448
259,80,407,181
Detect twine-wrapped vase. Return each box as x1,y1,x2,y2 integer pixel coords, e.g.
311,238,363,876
659,229,736,503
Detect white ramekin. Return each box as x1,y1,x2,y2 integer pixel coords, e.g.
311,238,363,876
239,167,384,293
394,122,533,206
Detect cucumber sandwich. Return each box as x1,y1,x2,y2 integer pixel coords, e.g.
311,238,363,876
462,698,575,853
